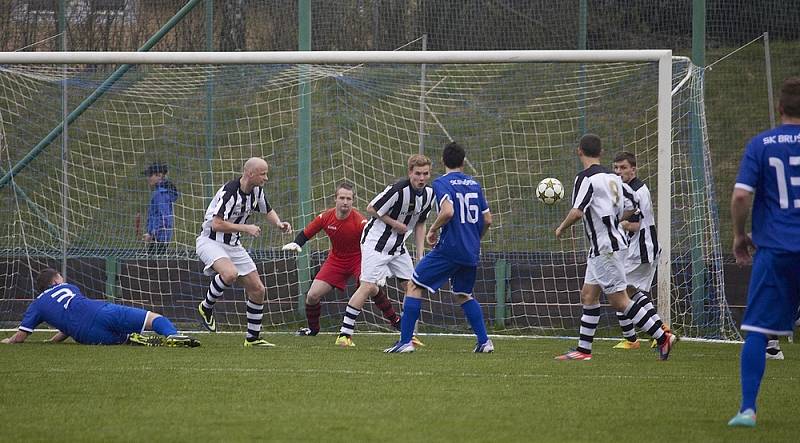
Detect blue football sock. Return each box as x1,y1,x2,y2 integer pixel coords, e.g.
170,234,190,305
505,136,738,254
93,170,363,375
740,332,767,413
461,299,489,344
152,316,178,336
400,297,422,344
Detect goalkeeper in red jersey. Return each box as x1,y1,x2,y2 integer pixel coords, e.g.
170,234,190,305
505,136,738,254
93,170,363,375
282,182,404,336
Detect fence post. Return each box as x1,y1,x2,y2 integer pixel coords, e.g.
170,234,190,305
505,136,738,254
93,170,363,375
296,0,312,315
494,259,509,329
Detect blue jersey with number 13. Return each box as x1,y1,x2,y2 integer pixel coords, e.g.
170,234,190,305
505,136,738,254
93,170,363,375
735,123,800,252
431,171,489,266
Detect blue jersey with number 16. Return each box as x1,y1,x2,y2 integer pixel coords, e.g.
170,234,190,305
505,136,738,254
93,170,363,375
735,123,800,252
431,171,489,266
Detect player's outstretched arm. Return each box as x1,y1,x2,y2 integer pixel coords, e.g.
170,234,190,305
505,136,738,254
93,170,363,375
265,209,292,234
414,222,426,261
1,330,30,344
426,198,454,245
731,188,756,266
284,211,327,252
47,331,69,343
481,210,493,239
555,208,583,238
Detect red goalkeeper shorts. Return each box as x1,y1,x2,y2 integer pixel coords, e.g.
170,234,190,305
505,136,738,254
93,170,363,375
314,254,360,290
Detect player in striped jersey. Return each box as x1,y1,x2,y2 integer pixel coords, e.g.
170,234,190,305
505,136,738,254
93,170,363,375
195,157,292,348
334,154,434,347
610,152,670,350
2,268,199,347
281,182,403,336
554,134,676,361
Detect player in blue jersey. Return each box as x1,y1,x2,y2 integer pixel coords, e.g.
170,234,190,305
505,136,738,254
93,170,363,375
1,268,199,347
385,141,493,353
728,77,800,428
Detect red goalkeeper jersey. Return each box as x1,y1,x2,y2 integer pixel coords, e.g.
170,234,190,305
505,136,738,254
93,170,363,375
303,208,367,259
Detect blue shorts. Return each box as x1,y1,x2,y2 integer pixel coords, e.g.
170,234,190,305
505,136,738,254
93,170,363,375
79,304,149,345
741,248,800,336
412,249,477,295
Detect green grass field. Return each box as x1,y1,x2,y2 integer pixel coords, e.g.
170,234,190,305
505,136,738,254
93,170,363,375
1,332,798,442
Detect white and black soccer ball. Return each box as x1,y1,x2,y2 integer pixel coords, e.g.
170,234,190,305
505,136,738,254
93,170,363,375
536,177,565,205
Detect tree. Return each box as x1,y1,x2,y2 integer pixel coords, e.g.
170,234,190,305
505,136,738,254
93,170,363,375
220,0,246,51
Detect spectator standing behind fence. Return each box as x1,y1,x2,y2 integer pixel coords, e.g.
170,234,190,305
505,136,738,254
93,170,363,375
142,162,178,255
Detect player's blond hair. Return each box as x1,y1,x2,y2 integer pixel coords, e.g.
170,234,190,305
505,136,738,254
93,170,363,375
407,153,431,170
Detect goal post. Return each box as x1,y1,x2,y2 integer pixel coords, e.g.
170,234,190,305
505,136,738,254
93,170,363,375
0,50,737,340
0,49,674,64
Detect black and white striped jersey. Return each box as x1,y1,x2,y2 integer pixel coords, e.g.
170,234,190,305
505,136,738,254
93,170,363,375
199,177,272,246
361,178,434,255
572,164,634,257
625,177,661,263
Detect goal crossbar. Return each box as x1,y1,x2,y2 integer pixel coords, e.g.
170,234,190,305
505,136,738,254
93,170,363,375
0,50,672,65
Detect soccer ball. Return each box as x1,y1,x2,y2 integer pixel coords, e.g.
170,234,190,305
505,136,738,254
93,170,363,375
536,178,565,205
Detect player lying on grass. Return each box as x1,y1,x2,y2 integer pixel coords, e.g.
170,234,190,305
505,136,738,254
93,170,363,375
2,268,199,347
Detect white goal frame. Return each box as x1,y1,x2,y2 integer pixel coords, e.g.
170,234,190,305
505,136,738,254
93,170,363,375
0,49,673,324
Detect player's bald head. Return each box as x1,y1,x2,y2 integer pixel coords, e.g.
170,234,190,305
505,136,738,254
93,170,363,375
243,157,268,174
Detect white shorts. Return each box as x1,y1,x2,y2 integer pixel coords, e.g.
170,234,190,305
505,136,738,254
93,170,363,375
584,251,628,294
360,246,414,284
624,259,658,293
196,236,257,277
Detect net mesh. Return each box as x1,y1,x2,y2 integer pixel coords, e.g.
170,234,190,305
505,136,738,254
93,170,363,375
0,56,738,340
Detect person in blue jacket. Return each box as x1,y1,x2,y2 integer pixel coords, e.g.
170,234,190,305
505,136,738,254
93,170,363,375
143,162,178,254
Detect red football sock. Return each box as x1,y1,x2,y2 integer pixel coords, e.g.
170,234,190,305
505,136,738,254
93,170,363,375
371,288,400,329
306,302,321,333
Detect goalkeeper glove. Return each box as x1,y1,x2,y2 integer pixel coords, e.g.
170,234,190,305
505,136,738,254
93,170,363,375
282,242,302,253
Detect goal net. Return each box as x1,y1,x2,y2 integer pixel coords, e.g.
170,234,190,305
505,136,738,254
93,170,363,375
0,51,739,341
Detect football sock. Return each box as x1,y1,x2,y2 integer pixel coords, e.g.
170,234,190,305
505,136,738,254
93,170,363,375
577,303,601,354
617,291,655,341
766,335,779,350
400,297,422,344
305,302,321,334
623,296,665,344
371,289,400,328
339,304,361,338
461,299,489,345
151,316,178,336
203,274,231,311
616,311,636,341
740,332,767,413
632,291,656,312
245,299,264,341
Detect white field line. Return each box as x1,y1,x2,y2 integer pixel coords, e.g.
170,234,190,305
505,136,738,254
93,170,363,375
0,328,744,343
